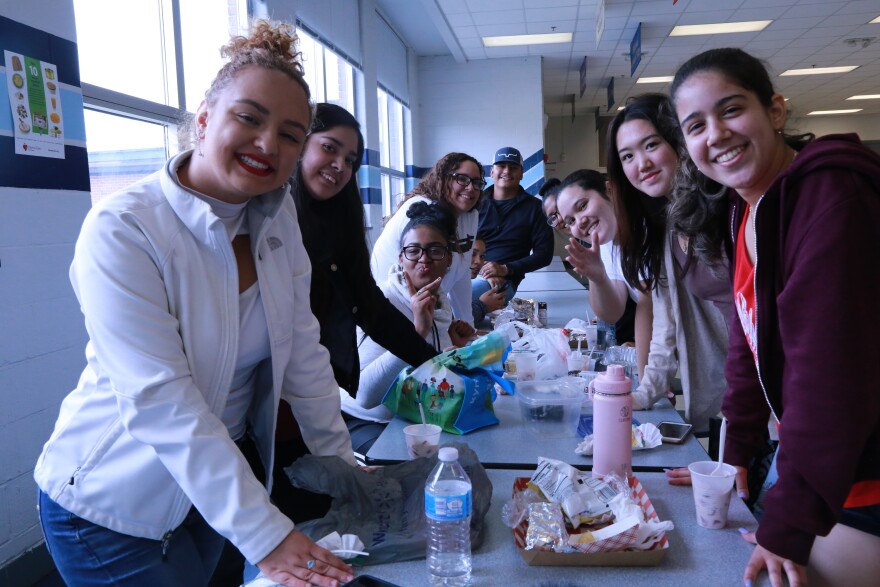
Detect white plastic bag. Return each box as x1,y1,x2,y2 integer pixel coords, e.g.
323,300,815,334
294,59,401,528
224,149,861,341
499,321,569,380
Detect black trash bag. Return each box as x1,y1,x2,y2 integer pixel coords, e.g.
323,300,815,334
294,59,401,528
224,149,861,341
284,442,492,565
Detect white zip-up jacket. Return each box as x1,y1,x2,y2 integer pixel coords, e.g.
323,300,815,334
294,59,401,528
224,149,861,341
34,152,355,565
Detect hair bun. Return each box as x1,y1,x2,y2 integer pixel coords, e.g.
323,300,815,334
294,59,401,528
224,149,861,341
406,200,434,220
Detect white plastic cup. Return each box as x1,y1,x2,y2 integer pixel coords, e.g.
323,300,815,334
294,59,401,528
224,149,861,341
516,352,538,381
567,352,585,375
688,461,738,529
584,325,598,350
403,423,441,459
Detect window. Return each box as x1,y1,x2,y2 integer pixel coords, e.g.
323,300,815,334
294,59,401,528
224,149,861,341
377,87,408,217
72,0,248,204
297,27,355,114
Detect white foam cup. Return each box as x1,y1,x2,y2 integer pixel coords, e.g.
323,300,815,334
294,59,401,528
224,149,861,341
688,461,738,529
403,423,441,459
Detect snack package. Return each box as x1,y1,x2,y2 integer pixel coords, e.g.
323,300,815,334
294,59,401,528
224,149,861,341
527,457,619,527
524,502,572,552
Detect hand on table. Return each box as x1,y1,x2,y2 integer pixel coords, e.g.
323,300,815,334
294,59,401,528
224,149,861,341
448,319,476,347
565,231,606,282
743,542,807,587
665,467,692,486
405,273,441,338
257,530,354,587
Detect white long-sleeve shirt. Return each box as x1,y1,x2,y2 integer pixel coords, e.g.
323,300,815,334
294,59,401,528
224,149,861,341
370,196,477,325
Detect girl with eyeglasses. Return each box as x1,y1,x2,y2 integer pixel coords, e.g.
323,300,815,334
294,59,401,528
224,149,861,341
671,47,880,586
341,201,473,447
607,93,731,437
371,152,486,327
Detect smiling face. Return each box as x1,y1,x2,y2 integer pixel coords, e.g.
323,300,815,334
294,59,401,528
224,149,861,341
399,225,451,290
300,125,360,201
616,118,679,199
542,193,570,235
445,160,484,214
186,66,310,204
556,185,616,245
674,70,789,203
470,238,487,278
490,162,523,194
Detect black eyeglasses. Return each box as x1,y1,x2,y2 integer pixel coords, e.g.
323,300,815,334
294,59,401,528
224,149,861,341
449,173,487,191
401,244,449,261
546,213,562,228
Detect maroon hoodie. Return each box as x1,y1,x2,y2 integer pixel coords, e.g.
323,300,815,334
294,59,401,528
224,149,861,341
722,134,880,565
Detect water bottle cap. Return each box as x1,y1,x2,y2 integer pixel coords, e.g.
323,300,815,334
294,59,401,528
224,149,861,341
438,447,458,462
594,364,631,394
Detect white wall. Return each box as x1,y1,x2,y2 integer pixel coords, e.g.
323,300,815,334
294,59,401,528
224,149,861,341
789,113,880,140
0,1,91,570
412,55,544,176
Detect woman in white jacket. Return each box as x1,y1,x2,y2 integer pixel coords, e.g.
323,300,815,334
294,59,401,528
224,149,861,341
34,21,355,587
370,152,485,325
343,201,472,452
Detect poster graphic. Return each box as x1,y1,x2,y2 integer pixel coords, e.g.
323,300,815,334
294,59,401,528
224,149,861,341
5,50,65,158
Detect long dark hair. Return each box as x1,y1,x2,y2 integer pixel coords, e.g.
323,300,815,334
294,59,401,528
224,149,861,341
290,103,375,314
668,48,814,267
606,93,679,292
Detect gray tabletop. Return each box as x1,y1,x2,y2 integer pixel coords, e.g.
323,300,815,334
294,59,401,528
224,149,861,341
354,469,765,586
366,396,709,470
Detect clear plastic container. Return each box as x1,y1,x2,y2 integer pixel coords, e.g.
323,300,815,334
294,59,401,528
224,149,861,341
515,379,583,438
425,447,472,586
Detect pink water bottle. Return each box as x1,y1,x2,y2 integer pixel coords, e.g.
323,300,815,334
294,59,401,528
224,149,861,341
589,364,632,478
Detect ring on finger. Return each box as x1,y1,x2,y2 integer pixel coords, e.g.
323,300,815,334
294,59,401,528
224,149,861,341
307,559,316,570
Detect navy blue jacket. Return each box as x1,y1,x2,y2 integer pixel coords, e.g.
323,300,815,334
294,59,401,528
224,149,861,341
477,186,554,288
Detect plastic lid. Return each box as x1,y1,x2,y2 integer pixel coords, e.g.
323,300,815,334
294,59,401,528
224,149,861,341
438,447,458,462
593,364,631,394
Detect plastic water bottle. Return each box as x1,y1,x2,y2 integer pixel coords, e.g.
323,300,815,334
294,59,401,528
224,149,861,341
425,447,472,586
589,364,633,478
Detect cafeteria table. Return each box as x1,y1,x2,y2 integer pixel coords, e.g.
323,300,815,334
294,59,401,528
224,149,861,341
365,396,709,470
351,469,765,586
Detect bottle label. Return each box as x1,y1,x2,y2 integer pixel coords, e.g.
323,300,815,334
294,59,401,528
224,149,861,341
425,489,472,521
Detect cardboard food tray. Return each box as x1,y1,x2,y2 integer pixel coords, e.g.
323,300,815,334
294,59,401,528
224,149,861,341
512,476,669,566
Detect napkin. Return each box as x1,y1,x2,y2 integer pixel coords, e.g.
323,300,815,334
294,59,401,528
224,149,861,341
316,531,368,559
575,423,662,456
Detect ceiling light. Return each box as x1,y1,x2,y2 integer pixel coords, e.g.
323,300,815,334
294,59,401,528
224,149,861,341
482,32,572,47
807,109,862,116
847,94,880,100
670,21,772,36
636,76,674,84
780,66,858,76
871,16,880,24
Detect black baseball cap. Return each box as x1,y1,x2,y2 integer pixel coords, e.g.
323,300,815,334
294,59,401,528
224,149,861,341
493,147,523,166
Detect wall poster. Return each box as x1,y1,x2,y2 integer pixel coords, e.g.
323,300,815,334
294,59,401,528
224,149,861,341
5,49,65,158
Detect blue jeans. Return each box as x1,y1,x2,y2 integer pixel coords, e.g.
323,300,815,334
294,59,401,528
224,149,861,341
38,489,226,586
471,277,516,304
